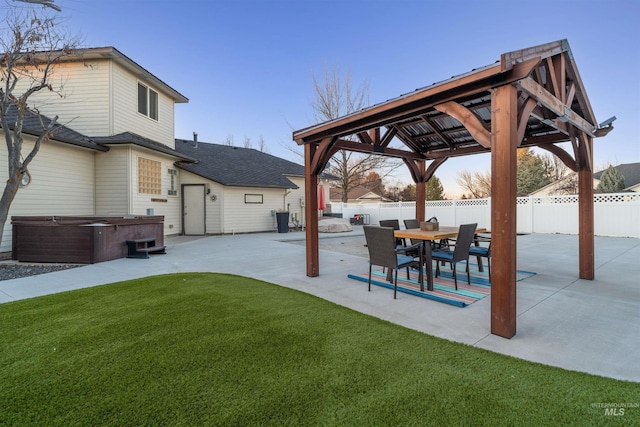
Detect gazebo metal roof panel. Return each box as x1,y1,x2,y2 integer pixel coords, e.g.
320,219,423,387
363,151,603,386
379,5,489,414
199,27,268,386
293,39,608,164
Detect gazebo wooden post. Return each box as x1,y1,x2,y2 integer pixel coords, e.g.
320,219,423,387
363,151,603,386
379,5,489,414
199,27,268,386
490,85,518,339
304,143,319,277
578,134,595,280
415,160,426,222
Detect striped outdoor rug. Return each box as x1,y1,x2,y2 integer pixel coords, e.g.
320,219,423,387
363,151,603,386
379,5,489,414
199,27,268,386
347,263,535,307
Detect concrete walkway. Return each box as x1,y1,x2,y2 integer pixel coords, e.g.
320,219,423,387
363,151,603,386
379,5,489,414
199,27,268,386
1,229,638,382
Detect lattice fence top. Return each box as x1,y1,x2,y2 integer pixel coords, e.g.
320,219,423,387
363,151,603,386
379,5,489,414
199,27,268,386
594,193,640,203
456,199,489,207
426,200,454,207
533,195,579,205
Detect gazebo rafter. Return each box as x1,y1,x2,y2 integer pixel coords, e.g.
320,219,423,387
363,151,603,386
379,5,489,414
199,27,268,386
293,39,613,338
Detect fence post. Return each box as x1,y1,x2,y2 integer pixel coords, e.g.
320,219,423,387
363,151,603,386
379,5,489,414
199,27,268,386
453,199,458,226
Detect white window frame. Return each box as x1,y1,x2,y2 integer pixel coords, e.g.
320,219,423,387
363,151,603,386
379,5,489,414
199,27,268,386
137,82,158,121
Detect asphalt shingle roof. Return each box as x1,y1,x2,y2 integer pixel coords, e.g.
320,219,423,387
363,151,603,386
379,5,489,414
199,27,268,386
1,104,107,151
174,139,308,188
92,132,195,161
3,106,196,163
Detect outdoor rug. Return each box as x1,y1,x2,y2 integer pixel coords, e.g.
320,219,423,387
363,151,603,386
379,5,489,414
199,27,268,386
347,263,536,307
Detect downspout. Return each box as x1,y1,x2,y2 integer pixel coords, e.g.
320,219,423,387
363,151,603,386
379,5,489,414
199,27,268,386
128,147,133,214
284,188,291,211
93,152,97,214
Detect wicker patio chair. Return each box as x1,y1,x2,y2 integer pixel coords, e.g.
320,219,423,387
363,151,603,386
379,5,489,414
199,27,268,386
432,223,477,290
469,234,491,282
363,225,422,299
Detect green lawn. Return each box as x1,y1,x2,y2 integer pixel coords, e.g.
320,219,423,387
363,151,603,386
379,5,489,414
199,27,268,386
0,273,637,426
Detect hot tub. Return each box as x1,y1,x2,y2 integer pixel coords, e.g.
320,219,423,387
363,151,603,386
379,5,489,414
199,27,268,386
11,215,165,264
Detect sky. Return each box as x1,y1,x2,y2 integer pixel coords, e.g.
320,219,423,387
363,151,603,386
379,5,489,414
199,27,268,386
23,0,640,197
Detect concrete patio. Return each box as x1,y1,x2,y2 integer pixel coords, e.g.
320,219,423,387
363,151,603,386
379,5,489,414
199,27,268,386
0,228,638,382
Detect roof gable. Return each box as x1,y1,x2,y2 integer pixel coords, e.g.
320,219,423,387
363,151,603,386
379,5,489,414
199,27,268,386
330,185,388,201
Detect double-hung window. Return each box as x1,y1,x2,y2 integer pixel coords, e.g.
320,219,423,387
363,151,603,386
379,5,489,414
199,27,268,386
137,82,158,120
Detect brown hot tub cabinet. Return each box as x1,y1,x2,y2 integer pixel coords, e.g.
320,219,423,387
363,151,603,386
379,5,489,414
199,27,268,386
11,215,166,264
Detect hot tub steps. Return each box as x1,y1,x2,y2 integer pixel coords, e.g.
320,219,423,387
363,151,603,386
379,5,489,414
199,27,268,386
126,238,167,259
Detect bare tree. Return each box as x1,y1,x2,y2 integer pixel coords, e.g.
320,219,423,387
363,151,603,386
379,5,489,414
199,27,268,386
456,170,492,198
12,0,61,11
223,134,234,146
257,135,268,153
243,136,252,149
538,152,578,195
541,152,570,183
0,2,78,244
310,65,400,202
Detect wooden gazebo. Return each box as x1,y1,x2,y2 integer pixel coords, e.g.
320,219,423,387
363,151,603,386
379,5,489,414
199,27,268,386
293,40,613,338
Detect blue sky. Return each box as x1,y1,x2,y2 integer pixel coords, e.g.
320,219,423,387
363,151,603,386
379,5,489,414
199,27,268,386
53,0,640,196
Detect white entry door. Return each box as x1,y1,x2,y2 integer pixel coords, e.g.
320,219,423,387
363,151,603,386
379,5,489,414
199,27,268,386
183,184,206,235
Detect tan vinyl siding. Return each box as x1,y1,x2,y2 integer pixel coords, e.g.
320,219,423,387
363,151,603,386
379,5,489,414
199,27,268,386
222,187,288,234
284,176,306,226
0,138,95,251
130,150,181,235
14,60,111,136
12,59,176,146
112,63,175,147
95,146,130,214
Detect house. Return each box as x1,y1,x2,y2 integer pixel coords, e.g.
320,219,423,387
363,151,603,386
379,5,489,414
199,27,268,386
329,186,390,203
0,47,318,253
173,138,332,234
531,162,640,196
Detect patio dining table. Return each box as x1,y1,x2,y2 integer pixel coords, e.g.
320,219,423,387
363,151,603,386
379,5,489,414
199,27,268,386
395,226,487,291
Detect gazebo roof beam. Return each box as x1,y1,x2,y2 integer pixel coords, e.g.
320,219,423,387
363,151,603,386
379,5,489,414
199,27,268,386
517,77,596,137
386,125,424,153
334,138,425,160
425,144,490,159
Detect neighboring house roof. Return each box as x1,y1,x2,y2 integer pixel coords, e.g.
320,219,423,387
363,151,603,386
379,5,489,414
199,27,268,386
531,162,640,196
92,132,196,162
174,139,308,189
1,104,108,152
593,163,640,191
330,186,389,202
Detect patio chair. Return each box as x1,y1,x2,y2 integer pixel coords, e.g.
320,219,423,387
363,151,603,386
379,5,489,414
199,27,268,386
363,225,422,299
469,234,491,282
379,219,421,258
432,223,477,290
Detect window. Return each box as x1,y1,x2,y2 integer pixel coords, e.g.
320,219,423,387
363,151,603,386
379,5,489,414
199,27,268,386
168,169,177,196
244,194,263,204
138,158,161,194
137,82,158,120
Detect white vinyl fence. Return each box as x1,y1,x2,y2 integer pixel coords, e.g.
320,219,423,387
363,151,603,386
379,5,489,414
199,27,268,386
328,192,640,238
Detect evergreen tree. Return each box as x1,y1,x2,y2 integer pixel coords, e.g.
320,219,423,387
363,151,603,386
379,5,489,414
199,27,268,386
426,176,445,200
596,165,625,193
516,148,551,196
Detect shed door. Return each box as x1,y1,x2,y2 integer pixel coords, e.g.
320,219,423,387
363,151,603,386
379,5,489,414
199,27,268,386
183,184,206,235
